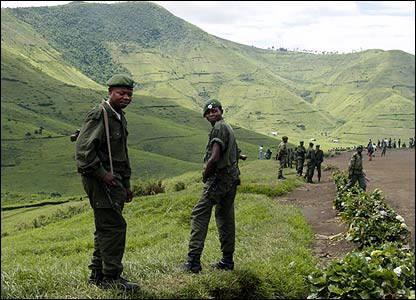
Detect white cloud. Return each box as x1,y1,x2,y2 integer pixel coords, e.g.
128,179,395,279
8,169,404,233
1,1,414,54
155,1,415,54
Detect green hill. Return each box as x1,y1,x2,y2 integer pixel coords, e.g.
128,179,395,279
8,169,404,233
7,1,414,143
1,2,415,195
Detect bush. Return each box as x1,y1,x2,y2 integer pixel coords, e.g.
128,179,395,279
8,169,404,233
174,181,186,191
308,242,415,299
132,179,165,196
332,171,410,247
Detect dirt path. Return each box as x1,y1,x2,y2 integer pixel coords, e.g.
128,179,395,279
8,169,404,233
278,148,415,266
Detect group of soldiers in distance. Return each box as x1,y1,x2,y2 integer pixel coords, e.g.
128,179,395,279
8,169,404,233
366,137,415,160
259,137,324,184
259,135,415,184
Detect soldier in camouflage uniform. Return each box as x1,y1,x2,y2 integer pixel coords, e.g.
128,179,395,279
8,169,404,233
305,142,316,183
75,74,139,291
315,145,324,183
343,145,367,191
287,148,293,168
295,141,306,176
183,99,247,273
277,136,289,180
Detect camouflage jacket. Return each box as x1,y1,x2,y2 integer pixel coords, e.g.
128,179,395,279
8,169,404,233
348,152,363,175
277,142,288,160
296,145,306,159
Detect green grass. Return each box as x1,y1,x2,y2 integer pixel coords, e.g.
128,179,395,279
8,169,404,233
1,160,316,299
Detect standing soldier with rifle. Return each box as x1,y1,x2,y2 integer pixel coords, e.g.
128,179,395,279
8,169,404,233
315,145,324,183
182,99,247,273
75,74,139,291
295,141,306,176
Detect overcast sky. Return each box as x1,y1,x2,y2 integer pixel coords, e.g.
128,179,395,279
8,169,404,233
2,1,415,54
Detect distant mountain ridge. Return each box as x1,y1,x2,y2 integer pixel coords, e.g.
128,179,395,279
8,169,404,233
4,1,415,142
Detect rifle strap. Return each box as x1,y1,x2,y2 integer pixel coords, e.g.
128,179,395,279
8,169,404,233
100,101,114,175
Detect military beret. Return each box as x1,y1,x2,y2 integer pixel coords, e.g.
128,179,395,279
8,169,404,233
203,99,222,116
316,144,320,147
282,136,288,140
357,145,363,150
107,74,135,89
300,140,304,143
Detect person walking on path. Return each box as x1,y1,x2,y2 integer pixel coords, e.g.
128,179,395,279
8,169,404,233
305,142,316,183
315,145,324,183
381,140,387,157
75,74,139,291
367,139,374,161
343,145,367,191
183,99,247,274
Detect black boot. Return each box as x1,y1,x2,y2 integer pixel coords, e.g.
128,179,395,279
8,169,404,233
212,253,234,271
182,255,202,273
212,258,234,271
88,269,104,285
100,275,140,291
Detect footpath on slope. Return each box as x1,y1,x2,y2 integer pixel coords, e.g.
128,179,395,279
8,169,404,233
277,148,415,266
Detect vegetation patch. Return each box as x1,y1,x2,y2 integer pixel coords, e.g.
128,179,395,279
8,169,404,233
308,242,415,299
307,170,414,299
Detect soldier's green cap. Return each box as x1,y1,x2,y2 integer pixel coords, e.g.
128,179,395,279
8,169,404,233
300,140,304,143
357,145,363,150
316,144,320,147
282,136,288,140
203,99,222,116
107,74,135,89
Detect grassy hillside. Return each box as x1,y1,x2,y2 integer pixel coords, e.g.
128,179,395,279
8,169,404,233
1,160,318,299
8,1,414,146
2,1,414,196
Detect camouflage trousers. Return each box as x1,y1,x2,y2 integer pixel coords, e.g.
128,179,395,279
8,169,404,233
296,158,305,175
188,177,237,260
315,162,322,180
344,174,367,191
305,160,315,182
82,175,127,277
278,157,286,177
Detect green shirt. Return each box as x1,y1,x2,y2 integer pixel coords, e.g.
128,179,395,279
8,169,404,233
75,101,131,188
277,142,288,160
296,145,306,159
204,119,239,174
305,146,316,162
315,149,324,164
348,152,363,175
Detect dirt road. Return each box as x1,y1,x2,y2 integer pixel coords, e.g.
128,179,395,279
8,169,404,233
278,148,415,266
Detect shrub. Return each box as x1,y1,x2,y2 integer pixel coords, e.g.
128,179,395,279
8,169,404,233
132,179,165,196
332,171,410,247
174,181,186,191
308,242,415,299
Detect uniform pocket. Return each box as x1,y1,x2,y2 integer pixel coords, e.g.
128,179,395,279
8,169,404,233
107,175,127,210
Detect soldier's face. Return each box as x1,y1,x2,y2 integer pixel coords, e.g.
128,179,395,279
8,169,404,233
108,87,133,110
205,107,222,123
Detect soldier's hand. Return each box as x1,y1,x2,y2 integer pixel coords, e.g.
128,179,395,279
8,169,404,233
126,189,133,202
102,172,117,186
